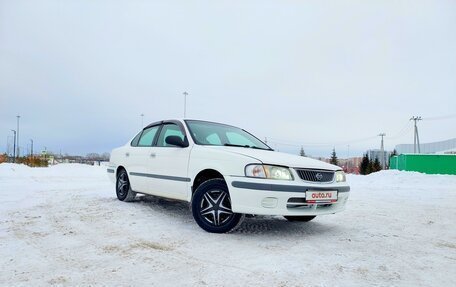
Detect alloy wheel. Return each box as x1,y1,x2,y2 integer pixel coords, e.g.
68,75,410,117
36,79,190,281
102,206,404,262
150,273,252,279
199,189,234,226
117,171,129,198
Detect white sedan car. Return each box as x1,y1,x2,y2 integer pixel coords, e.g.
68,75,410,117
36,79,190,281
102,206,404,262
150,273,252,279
108,119,350,233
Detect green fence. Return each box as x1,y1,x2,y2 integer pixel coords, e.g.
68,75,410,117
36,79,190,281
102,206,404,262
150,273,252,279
389,154,456,175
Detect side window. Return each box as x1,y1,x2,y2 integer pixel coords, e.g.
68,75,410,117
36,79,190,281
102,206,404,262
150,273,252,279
137,126,160,147
206,133,222,145
226,132,254,146
157,124,185,147
130,131,142,146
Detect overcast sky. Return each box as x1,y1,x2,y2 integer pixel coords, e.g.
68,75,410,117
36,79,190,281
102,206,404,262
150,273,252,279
1,0,455,157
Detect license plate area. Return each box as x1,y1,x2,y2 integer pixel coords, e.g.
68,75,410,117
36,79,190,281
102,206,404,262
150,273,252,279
305,190,338,203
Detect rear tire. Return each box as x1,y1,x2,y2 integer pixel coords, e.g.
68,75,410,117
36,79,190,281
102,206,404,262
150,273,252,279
284,215,316,222
192,179,244,233
116,169,136,202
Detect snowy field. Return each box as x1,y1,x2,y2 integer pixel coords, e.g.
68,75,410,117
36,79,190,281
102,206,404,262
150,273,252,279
0,164,455,286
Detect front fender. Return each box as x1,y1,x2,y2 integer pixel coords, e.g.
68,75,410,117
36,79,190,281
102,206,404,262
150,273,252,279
187,146,261,200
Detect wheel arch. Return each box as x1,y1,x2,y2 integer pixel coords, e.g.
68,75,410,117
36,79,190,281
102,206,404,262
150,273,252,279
116,165,126,177
192,169,225,195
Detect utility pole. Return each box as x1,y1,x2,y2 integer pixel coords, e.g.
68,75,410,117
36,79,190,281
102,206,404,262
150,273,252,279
378,133,386,168
410,116,422,153
16,115,20,159
11,130,16,163
183,91,188,118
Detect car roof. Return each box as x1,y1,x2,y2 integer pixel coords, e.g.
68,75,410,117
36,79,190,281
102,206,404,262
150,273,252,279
144,119,239,130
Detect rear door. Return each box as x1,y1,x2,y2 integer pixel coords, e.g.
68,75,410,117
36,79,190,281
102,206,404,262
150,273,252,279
126,125,160,193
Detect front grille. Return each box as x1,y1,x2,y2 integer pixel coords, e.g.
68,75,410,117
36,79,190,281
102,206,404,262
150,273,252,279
286,197,334,209
295,169,334,183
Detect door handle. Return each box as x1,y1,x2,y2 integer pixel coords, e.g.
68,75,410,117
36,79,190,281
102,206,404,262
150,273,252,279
125,152,130,157
150,153,156,158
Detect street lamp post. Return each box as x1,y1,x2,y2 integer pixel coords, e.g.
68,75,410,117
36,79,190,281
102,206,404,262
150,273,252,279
378,133,386,168
29,139,34,167
183,92,188,118
30,139,34,158
16,115,20,159
11,130,16,163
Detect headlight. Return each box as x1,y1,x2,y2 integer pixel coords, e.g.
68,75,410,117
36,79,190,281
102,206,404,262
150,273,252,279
335,171,346,182
245,164,293,180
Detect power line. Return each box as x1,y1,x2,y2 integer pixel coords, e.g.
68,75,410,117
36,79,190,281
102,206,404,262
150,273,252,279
267,134,378,148
423,113,456,121
388,121,412,139
268,116,426,151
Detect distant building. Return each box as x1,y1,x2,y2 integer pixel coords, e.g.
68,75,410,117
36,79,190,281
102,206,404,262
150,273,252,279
310,156,362,174
366,149,390,168
395,138,456,154
338,157,362,174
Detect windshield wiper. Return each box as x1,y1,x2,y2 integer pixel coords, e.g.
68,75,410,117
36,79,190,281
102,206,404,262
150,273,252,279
224,143,250,148
250,146,273,151
224,143,273,151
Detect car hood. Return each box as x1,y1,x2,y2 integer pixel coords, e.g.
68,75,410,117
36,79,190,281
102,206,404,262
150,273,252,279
203,146,341,171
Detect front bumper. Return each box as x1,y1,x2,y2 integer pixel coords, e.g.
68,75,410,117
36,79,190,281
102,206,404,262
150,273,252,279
107,167,116,183
226,176,350,216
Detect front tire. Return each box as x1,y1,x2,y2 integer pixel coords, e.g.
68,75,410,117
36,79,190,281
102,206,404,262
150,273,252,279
116,169,136,202
192,179,244,233
284,215,316,222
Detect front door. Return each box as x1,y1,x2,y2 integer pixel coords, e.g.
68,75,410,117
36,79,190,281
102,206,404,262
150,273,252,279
147,123,191,200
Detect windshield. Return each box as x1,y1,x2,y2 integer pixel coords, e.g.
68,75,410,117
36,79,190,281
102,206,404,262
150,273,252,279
185,120,272,150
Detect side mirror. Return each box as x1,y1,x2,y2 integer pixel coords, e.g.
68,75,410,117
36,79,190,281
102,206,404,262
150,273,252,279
165,135,188,147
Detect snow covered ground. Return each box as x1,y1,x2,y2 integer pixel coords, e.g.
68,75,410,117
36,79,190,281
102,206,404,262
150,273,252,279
0,163,455,286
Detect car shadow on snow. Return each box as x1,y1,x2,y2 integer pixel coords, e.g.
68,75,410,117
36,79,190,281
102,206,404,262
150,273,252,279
235,216,339,237
131,195,341,237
